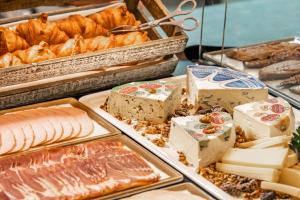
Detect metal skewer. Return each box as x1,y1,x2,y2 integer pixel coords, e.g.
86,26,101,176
220,0,228,67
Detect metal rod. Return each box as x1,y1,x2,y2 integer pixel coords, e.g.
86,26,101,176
220,0,228,67
199,0,206,62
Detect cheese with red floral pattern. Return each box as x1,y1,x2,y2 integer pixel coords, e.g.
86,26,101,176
233,97,295,139
107,81,181,123
169,112,235,167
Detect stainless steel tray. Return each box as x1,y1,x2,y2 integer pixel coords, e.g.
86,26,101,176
203,36,300,109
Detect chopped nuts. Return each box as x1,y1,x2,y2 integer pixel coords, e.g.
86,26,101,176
178,151,190,166
200,114,213,123
148,88,157,94
152,137,166,147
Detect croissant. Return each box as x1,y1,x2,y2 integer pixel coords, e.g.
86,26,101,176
16,13,69,46
80,35,115,53
88,6,141,30
50,35,84,57
14,41,56,64
114,32,149,47
0,27,29,56
0,53,23,68
56,14,109,38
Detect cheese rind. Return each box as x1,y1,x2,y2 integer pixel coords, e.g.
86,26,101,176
261,181,300,198
107,81,181,123
280,168,300,188
187,65,268,113
216,163,280,182
233,97,295,139
221,148,288,169
169,112,235,168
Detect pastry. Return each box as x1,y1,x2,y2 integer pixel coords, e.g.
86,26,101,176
0,27,29,55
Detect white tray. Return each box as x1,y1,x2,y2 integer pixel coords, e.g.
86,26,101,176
79,75,300,200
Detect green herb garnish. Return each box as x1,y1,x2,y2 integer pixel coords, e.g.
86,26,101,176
290,126,300,161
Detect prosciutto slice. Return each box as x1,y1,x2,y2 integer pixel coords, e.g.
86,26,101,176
0,139,160,199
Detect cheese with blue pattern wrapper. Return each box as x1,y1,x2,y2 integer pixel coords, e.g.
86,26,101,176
187,65,268,113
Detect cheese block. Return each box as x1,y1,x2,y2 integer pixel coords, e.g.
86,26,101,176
285,152,298,168
169,112,235,167
216,163,280,182
233,97,295,140
261,181,300,198
221,148,288,169
187,65,268,113
107,81,181,123
280,168,300,188
250,135,291,149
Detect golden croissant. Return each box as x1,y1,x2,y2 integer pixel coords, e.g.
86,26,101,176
14,41,56,64
0,53,23,68
50,35,84,57
56,14,109,38
0,27,29,56
16,13,69,46
114,32,149,47
88,6,141,30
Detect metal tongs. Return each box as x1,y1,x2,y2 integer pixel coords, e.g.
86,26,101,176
111,0,199,34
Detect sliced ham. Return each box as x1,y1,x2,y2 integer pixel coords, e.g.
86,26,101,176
24,109,56,144
42,108,73,141
36,108,63,144
0,115,26,153
0,120,16,155
4,113,35,151
15,111,48,146
50,107,81,140
58,107,94,138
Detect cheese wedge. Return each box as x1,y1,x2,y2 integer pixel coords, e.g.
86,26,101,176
285,152,298,168
169,112,235,167
187,65,268,113
234,97,295,140
261,181,300,198
280,168,300,188
221,148,288,169
216,163,280,182
108,81,181,123
250,135,291,149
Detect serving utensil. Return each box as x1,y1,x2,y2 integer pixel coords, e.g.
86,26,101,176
111,0,199,34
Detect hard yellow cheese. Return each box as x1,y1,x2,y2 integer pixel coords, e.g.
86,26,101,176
280,168,300,188
250,135,291,149
285,152,298,168
216,163,280,182
221,148,288,169
261,181,300,198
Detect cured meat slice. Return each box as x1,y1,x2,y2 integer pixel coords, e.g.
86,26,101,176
58,107,94,138
50,107,81,140
24,109,56,144
0,114,26,153
36,108,63,144
4,113,34,151
0,122,16,155
15,111,48,146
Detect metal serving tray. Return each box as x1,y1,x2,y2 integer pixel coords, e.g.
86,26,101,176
0,97,120,156
203,37,300,109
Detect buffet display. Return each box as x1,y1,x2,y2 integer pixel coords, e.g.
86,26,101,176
80,65,300,199
203,37,300,108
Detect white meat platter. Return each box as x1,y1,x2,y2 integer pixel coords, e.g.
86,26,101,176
79,75,300,200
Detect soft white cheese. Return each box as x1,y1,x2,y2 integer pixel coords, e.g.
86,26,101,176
187,65,268,113
107,81,181,123
169,112,235,168
233,97,295,140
